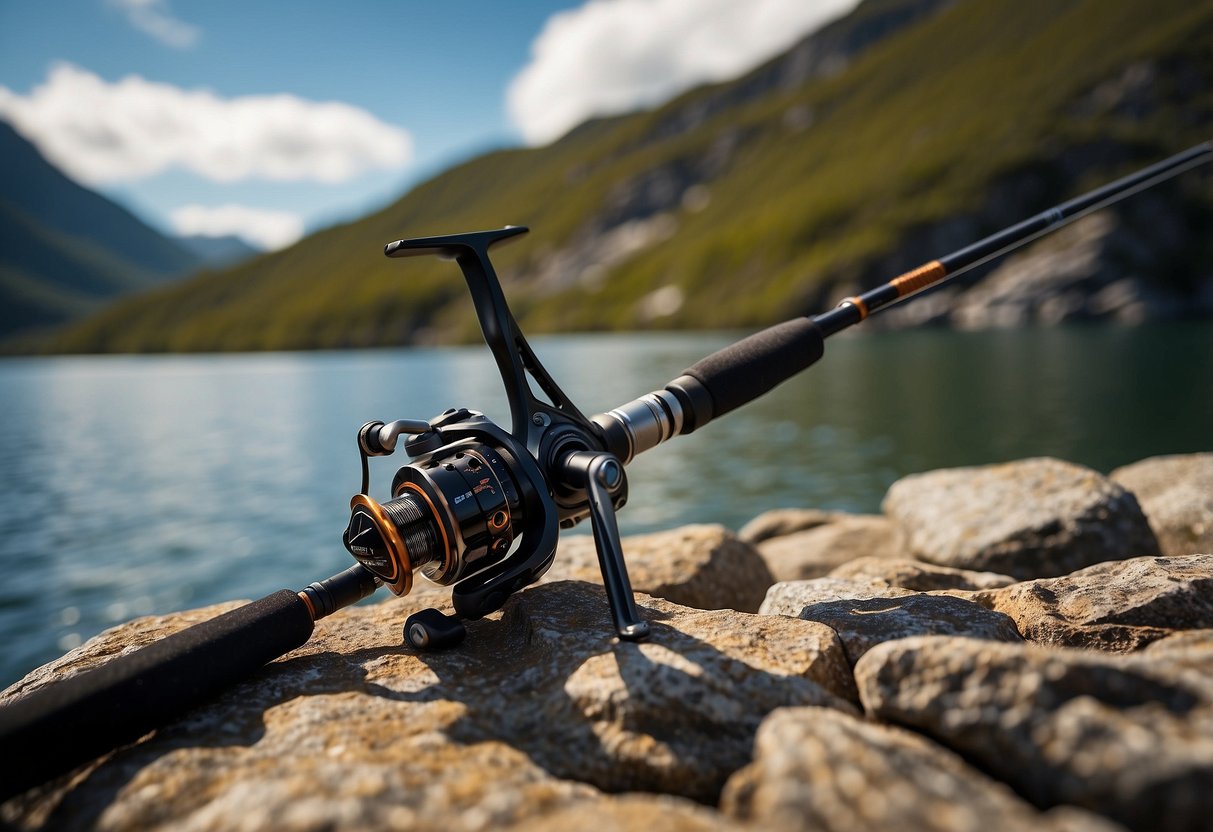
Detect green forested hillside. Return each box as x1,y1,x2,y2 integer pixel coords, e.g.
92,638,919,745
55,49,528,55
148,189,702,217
0,123,205,339
34,0,1213,353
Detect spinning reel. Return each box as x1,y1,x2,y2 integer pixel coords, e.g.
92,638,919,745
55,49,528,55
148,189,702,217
341,227,653,649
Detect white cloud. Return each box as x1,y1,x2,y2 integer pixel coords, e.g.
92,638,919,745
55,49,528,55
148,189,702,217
170,204,305,251
0,63,413,186
109,0,200,49
508,0,858,145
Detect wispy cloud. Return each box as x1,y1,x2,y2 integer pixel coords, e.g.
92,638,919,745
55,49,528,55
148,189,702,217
0,63,413,186
508,0,858,145
109,0,200,49
170,204,305,251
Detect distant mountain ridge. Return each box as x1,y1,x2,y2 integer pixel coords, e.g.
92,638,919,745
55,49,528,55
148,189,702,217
175,234,262,268
0,121,208,339
31,0,1213,353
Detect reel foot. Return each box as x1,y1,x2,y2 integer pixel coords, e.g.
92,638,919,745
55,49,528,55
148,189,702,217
404,608,467,650
618,621,650,642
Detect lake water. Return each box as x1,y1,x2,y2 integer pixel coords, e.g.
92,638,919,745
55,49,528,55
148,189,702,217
2,324,1211,686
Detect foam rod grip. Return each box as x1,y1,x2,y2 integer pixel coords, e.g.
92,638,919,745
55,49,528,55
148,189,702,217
682,318,824,420
0,589,314,801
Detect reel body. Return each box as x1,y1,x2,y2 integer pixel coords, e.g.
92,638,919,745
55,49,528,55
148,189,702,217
345,409,558,623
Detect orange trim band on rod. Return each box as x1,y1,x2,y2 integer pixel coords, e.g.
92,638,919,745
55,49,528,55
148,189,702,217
814,143,1213,337
839,295,870,320
297,590,317,621
890,260,947,297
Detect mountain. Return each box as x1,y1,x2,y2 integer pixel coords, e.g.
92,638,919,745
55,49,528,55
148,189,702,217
175,234,262,268
0,121,203,339
37,0,1213,354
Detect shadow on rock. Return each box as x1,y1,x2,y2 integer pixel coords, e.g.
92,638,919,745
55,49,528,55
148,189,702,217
24,646,370,830
371,580,854,804
5,580,856,828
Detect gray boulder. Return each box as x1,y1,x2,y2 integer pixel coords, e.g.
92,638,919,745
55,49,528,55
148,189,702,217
722,706,1124,832
1111,454,1213,556
883,457,1158,579
755,515,902,581
856,636,1213,832
830,556,1016,591
760,578,914,614
760,584,1021,666
546,524,774,613
1144,628,1213,678
737,508,842,544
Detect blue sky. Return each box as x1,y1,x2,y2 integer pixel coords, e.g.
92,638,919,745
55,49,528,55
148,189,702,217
0,0,855,249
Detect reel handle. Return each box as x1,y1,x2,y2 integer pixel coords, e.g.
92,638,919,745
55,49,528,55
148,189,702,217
561,450,648,640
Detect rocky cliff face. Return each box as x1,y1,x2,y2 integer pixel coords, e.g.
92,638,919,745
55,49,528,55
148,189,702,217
3,453,1212,831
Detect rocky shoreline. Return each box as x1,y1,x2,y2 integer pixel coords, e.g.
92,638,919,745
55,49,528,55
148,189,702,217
3,454,1211,831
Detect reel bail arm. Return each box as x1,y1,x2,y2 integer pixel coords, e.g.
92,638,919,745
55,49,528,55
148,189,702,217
385,227,593,444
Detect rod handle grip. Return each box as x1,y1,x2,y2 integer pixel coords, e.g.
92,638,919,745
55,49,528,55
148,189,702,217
670,318,824,430
0,590,314,801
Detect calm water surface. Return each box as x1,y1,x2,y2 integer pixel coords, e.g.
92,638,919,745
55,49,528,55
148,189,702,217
1,325,1211,685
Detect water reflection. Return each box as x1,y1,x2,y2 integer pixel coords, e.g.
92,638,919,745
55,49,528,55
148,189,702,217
0,324,1210,685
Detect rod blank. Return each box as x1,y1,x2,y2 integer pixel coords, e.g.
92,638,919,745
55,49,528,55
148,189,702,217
814,141,1213,336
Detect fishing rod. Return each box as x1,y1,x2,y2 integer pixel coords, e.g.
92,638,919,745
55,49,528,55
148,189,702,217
1,141,1209,800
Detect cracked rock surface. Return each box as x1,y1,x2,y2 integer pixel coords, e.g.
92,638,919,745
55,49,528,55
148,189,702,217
968,554,1213,651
